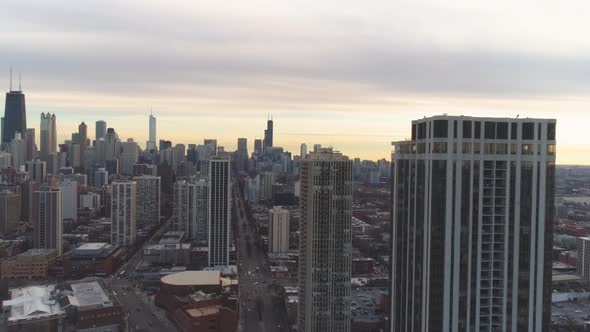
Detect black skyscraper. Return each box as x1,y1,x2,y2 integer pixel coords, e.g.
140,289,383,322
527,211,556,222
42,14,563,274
263,117,273,151
3,89,27,143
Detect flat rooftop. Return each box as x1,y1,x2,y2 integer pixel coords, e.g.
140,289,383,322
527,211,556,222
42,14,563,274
70,282,112,308
3,285,66,322
18,248,56,257
76,243,110,251
161,271,221,286
186,306,220,318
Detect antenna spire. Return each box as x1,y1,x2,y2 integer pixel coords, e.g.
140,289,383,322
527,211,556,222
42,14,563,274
9,67,12,91
18,72,21,91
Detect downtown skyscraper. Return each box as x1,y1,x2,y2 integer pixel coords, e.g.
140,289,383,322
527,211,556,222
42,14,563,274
298,148,353,332
147,112,156,151
390,115,556,331
208,157,231,267
263,116,273,152
95,120,107,141
2,76,27,144
40,112,57,161
32,187,62,255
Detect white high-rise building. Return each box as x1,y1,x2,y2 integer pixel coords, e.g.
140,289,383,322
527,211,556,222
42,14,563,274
300,143,307,158
57,179,77,223
390,116,556,331
120,138,138,176
135,175,161,226
174,178,208,242
111,180,137,246
269,206,289,253
9,133,26,169
208,157,231,267
298,148,353,332
147,113,156,150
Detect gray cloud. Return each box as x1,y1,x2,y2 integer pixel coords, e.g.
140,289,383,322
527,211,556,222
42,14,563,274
2,0,590,103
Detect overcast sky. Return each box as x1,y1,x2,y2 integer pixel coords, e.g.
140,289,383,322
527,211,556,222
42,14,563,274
2,0,589,163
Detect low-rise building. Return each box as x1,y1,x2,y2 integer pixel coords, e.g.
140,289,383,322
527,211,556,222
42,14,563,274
69,281,123,331
143,243,191,265
171,291,238,332
2,285,67,331
2,279,123,332
352,257,375,276
155,270,238,313
64,242,122,277
0,248,58,279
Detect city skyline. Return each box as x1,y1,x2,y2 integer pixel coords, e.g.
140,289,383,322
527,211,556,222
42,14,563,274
3,1,590,164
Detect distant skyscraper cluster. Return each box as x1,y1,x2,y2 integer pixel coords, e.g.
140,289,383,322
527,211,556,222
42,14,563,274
0,76,561,332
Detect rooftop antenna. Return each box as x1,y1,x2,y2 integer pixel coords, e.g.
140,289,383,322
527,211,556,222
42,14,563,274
18,72,21,91
9,67,12,91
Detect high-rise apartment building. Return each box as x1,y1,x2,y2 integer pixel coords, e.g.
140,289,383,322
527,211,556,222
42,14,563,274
135,175,161,226
111,180,137,246
269,206,289,253
57,179,77,223
298,148,353,332
174,178,208,242
32,188,62,255
208,157,231,267
390,115,556,331
95,120,107,141
40,113,57,161
257,172,274,202
577,237,590,282
0,190,21,235
3,85,26,144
